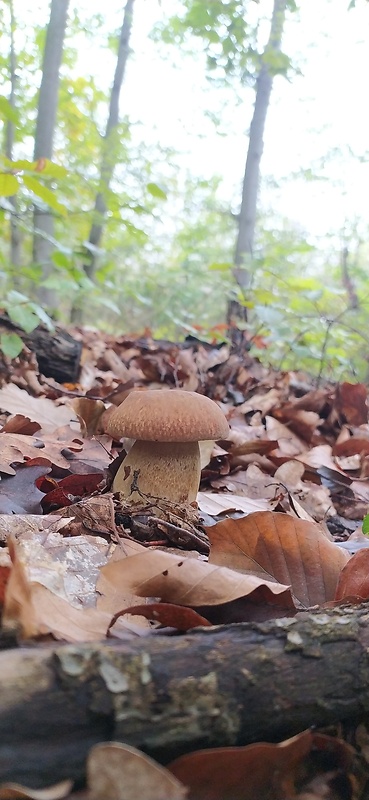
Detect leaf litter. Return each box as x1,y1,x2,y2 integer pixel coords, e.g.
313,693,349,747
2,329,369,795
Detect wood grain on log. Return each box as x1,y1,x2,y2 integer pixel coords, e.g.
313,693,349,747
1,606,369,788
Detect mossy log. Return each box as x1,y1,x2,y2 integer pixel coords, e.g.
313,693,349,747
1,606,369,788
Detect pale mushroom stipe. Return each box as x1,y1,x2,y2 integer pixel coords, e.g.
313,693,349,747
105,389,230,504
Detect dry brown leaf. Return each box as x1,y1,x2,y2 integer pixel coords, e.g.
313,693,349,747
335,549,369,601
70,397,106,437
168,729,353,800
3,537,144,642
87,742,187,800
0,780,72,799
0,432,80,471
295,444,335,470
207,511,349,607
98,547,293,608
112,602,212,631
197,491,271,516
0,385,79,434
237,388,280,416
265,415,307,456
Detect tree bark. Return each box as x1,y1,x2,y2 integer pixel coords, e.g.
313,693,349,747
1,605,369,787
0,312,82,382
76,0,135,299
5,0,22,272
228,0,287,350
32,0,70,310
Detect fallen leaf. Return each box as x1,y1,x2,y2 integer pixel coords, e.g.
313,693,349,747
1,414,41,435
98,547,294,608
0,513,68,544
335,549,369,601
197,491,271,516
0,430,82,472
265,416,307,457
0,384,79,434
111,603,212,632
70,397,106,437
2,536,144,642
0,779,72,799
41,473,102,511
87,742,187,800
336,382,368,425
0,461,50,514
168,730,353,800
207,512,349,607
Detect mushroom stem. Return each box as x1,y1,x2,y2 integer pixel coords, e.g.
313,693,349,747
113,440,201,504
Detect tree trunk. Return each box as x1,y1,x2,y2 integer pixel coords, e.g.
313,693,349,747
228,0,287,351
72,0,134,326
5,0,22,273
32,0,70,310
1,606,369,787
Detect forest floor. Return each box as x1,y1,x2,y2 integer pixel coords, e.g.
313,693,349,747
1,325,369,799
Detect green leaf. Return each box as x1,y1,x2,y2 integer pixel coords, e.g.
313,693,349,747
4,159,38,171
29,304,54,331
6,290,30,304
208,261,232,271
22,175,67,216
8,304,39,333
362,514,369,535
34,159,68,178
0,333,24,359
52,251,72,268
0,96,18,124
0,173,19,197
146,182,167,200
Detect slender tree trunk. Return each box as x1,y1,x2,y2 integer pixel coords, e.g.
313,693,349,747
84,0,134,280
227,0,287,351
5,0,22,273
32,0,70,311
71,0,135,324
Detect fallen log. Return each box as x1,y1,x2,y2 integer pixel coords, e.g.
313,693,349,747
0,313,82,383
0,605,368,788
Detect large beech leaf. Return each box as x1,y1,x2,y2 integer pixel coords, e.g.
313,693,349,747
98,548,294,609
87,742,186,800
207,511,349,607
168,729,353,800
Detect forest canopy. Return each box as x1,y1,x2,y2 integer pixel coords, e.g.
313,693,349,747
1,0,369,381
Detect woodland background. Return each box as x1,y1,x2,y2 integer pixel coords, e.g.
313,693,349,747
1,0,369,381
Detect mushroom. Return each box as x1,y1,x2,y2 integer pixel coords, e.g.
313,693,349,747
105,388,229,505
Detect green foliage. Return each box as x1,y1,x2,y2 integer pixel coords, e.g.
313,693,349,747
155,0,260,83
0,332,23,358
363,514,369,535
4,290,54,333
234,223,369,382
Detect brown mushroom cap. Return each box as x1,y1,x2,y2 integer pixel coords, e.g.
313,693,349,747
106,388,229,442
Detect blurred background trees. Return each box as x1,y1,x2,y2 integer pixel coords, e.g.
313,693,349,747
1,0,369,382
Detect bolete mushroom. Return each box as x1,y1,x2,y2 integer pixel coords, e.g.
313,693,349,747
105,388,229,504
